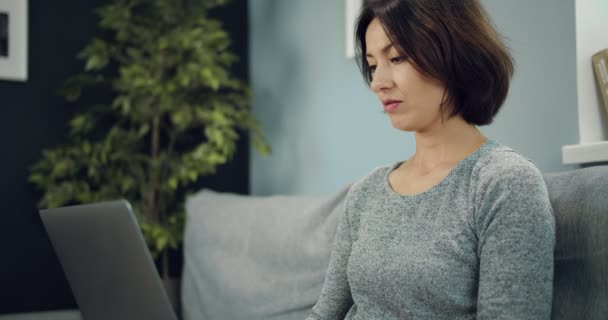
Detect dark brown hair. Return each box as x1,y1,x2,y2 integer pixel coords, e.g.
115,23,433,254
355,0,514,125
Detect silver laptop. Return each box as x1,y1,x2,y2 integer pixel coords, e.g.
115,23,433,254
40,200,179,320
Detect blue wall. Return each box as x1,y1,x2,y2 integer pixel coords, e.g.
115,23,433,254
249,0,578,195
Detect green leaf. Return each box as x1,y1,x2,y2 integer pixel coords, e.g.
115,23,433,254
82,141,92,154
120,177,135,193
156,235,168,252
70,115,87,131
112,96,128,113
167,177,179,190
137,124,150,137
85,56,103,71
51,160,71,178
252,133,272,156
79,38,110,71
28,174,46,185
200,68,220,91
158,37,169,50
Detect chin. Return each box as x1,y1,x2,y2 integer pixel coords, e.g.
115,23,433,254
390,119,417,132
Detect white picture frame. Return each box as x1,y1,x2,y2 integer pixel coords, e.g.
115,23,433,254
345,0,362,58
0,0,27,81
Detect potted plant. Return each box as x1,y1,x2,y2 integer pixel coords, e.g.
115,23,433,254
29,0,269,310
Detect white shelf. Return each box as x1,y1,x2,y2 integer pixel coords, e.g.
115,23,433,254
561,0,608,165
562,141,608,164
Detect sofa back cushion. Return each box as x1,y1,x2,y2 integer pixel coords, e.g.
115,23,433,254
182,165,608,320
543,165,608,320
181,185,350,320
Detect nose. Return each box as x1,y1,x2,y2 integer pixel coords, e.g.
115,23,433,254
370,64,393,92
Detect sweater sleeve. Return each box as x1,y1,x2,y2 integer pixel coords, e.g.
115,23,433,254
474,161,555,319
306,193,355,320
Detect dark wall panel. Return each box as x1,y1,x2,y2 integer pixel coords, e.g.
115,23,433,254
0,0,249,314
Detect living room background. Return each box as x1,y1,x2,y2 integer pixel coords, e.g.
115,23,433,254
249,0,579,196
0,0,588,315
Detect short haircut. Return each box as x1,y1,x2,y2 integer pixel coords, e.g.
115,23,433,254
355,0,514,125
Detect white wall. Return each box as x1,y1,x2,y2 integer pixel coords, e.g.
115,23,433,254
574,0,608,143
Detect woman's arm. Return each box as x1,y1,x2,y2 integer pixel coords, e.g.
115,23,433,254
306,198,355,320
475,161,555,319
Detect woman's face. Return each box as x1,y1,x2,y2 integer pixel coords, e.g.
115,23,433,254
365,18,449,133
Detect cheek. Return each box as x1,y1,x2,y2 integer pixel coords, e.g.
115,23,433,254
393,64,448,115
405,74,445,106
396,78,443,108
425,85,448,106
395,66,430,94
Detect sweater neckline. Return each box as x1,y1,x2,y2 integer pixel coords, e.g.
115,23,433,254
383,139,498,200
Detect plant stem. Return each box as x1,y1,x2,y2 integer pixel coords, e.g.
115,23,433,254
148,114,161,224
162,248,169,279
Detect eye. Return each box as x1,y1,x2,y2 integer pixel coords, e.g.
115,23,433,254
390,56,406,64
369,64,377,73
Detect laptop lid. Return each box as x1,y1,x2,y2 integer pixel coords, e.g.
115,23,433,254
40,200,178,320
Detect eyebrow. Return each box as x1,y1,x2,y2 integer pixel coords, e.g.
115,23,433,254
366,43,395,58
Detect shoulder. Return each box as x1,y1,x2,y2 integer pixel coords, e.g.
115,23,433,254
473,144,545,190
346,164,393,201
470,143,554,231
342,164,394,227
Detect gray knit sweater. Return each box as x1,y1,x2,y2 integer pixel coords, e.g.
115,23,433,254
307,140,555,320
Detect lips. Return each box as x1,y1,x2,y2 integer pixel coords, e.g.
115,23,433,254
382,99,402,112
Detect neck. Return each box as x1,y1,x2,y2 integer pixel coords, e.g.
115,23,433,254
409,116,487,172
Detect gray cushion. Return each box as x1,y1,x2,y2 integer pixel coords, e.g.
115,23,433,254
181,165,608,320
543,165,608,320
181,185,350,320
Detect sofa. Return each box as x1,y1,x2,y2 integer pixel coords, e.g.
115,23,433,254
0,166,604,320
181,165,608,320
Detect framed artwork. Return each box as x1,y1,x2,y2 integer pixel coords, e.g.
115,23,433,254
346,0,362,58
0,0,27,81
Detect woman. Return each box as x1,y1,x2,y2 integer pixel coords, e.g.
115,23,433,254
306,0,555,319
